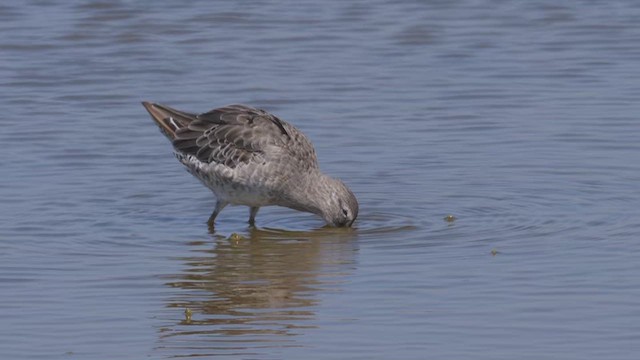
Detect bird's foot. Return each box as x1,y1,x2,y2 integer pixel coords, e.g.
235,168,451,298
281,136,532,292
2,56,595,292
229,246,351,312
207,219,216,234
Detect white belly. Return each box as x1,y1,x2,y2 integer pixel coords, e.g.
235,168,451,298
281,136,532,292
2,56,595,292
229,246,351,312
178,153,277,207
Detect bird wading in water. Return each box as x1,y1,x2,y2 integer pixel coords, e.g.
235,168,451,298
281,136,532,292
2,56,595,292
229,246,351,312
142,102,358,228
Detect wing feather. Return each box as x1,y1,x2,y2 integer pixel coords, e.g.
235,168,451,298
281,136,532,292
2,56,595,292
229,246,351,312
143,102,317,170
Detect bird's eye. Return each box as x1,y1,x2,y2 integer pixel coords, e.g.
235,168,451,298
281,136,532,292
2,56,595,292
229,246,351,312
342,208,348,216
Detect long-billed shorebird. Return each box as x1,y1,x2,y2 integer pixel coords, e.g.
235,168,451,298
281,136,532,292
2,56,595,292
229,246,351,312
142,102,358,228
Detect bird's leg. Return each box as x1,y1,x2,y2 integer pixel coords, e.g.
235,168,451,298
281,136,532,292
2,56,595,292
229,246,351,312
207,200,228,228
249,206,260,226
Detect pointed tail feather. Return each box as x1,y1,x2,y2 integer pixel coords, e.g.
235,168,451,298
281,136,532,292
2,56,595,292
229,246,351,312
142,101,196,140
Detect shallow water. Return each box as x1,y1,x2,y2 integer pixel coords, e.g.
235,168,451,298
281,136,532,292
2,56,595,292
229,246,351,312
2,1,640,359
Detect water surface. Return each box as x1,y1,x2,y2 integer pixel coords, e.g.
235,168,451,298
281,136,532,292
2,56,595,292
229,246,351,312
2,1,640,359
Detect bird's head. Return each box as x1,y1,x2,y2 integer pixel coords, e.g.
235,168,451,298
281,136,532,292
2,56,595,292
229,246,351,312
320,178,359,227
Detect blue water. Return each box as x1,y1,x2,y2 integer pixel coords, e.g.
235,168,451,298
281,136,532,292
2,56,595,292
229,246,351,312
2,1,640,359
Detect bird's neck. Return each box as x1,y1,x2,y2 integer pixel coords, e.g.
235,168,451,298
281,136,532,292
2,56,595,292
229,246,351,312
279,169,334,217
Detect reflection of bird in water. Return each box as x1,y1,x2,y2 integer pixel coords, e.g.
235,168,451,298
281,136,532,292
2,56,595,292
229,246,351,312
142,102,358,228
159,227,358,357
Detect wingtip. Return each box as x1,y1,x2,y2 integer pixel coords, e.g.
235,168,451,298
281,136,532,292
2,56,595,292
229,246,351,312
141,101,163,119
142,101,174,138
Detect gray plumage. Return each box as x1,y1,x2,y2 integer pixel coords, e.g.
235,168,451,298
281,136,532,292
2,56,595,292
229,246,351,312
142,102,358,227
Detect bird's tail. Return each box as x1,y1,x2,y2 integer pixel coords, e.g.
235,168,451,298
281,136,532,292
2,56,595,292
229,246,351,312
141,101,197,141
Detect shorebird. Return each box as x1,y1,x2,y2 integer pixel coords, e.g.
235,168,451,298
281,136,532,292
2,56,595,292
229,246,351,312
142,102,358,228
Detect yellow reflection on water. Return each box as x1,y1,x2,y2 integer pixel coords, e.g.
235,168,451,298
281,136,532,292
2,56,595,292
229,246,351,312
159,226,358,357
